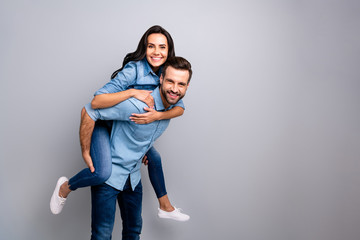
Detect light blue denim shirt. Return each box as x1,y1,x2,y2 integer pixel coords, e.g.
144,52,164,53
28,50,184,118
94,58,184,109
85,87,172,191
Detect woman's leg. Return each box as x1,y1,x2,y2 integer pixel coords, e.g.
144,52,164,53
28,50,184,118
146,146,190,221
146,147,174,211
146,147,167,198
51,120,113,214
70,120,112,187
59,120,113,198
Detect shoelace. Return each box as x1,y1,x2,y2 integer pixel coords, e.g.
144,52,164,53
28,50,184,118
175,207,183,213
58,195,66,205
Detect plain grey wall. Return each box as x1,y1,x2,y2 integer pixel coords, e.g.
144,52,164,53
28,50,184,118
1,0,360,239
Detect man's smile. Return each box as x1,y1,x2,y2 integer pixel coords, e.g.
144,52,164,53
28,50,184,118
167,91,179,99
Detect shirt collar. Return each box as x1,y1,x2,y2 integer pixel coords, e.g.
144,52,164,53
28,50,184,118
152,87,167,111
141,58,163,77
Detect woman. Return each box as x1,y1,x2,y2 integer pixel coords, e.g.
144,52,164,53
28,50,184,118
50,25,189,221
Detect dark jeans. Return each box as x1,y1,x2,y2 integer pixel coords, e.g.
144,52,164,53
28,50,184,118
91,179,143,240
145,146,167,198
68,120,167,198
69,120,113,190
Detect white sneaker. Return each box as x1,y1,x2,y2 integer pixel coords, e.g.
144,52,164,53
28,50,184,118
50,176,68,214
158,207,190,222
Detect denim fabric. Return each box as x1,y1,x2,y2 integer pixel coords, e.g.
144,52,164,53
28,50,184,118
68,120,167,198
68,120,113,191
146,147,167,198
94,58,184,109
91,179,142,240
85,87,171,191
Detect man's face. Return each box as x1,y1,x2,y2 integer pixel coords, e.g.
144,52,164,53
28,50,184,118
160,66,189,108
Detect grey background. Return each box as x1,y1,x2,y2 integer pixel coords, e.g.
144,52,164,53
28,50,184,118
1,0,360,239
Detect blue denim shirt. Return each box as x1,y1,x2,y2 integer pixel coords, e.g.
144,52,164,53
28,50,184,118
94,58,184,109
85,87,172,191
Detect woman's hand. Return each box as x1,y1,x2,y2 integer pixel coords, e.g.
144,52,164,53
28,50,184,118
132,89,154,108
130,107,161,124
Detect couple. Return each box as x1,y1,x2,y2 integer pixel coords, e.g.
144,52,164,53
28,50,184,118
50,25,192,239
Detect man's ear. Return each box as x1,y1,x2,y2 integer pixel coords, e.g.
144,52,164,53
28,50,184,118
160,74,163,84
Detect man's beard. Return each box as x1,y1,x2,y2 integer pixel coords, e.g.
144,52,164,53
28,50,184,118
160,85,184,106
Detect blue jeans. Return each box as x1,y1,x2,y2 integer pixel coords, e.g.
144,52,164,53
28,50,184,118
146,147,167,198
68,120,112,190
68,120,168,198
91,178,142,240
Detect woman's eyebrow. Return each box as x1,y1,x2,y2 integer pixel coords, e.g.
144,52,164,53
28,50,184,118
147,42,167,46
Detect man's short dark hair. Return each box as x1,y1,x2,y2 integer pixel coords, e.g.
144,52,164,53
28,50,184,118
162,56,192,83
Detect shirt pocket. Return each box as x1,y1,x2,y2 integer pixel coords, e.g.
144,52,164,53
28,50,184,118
133,85,157,90
134,74,159,88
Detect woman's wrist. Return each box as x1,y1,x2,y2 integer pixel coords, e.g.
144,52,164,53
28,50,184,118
156,111,165,120
127,89,136,98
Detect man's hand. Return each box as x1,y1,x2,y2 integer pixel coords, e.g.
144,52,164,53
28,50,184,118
132,89,154,108
83,152,95,172
142,155,149,166
80,107,96,172
130,107,161,124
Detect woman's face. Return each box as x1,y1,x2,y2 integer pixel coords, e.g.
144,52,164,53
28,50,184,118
146,33,168,72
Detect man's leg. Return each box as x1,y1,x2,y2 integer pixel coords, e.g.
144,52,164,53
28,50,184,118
91,183,118,240
118,178,143,240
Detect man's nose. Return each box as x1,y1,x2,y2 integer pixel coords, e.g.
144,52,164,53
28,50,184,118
171,84,179,93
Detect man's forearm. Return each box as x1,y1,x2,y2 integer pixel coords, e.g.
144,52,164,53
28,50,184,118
80,107,95,156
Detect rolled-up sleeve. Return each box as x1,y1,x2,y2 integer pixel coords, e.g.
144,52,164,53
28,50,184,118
84,99,141,122
84,103,100,121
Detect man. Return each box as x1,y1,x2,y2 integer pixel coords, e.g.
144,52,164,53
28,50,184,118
80,56,192,239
